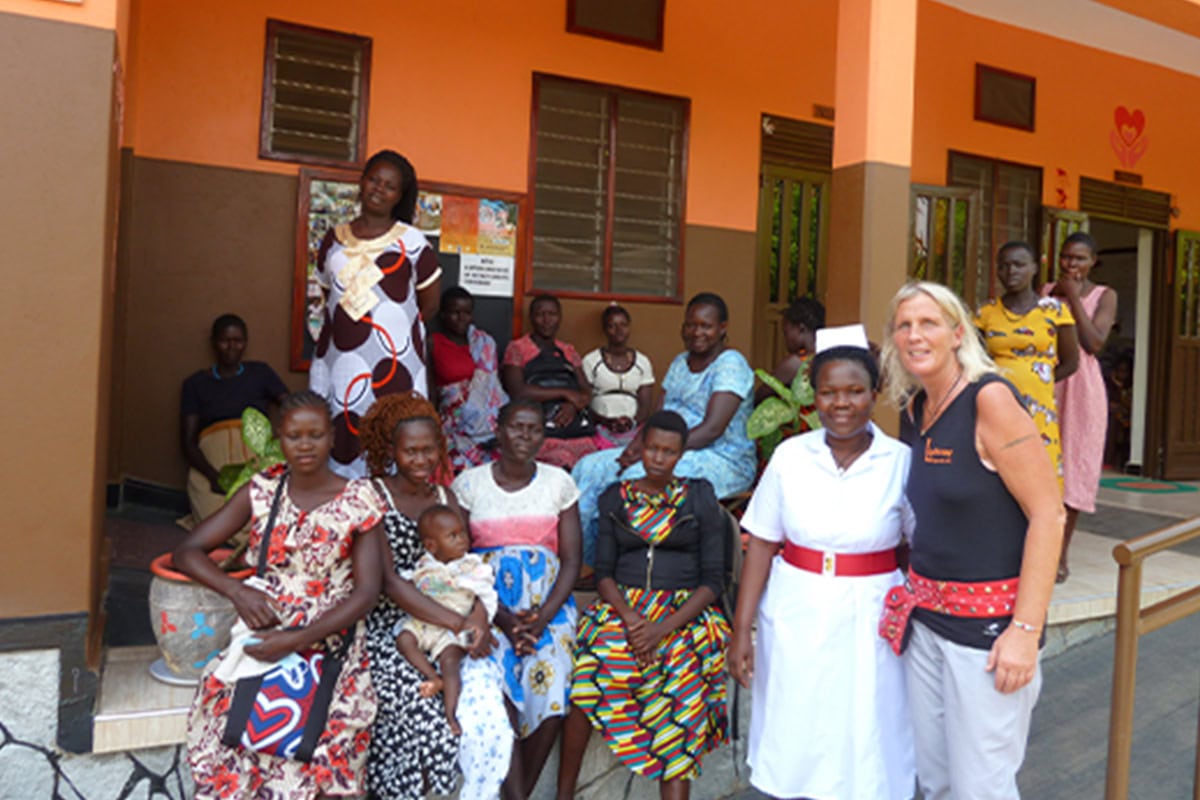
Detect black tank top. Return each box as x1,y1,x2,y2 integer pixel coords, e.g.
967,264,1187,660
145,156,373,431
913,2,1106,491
905,373,1029,649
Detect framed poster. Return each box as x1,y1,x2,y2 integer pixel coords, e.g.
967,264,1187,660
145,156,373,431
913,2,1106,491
291,171,527,370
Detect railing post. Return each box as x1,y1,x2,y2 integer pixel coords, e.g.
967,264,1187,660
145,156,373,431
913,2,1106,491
1105,558,1143,800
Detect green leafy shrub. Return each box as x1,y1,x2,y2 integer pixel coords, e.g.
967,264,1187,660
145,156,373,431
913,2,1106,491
218,407,285,498
746,366,821,461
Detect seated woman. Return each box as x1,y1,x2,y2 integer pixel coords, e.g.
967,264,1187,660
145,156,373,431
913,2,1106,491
557,410,730,800
581,304,655,446
430,286,507,472
502,294,601,470
572,292,757,565
451,399,582,799
754,296,824,403
729,328,915,799
175,391,384,798
179,313,288,529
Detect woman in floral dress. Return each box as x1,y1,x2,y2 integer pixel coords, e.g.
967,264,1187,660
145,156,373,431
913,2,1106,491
175,391,384,799
359,392,511,800
452,399,582,799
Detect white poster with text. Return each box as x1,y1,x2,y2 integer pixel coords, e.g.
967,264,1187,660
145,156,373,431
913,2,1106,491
458,253,515,297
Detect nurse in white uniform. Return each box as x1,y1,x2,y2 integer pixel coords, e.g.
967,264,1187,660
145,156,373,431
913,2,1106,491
728,325,916,800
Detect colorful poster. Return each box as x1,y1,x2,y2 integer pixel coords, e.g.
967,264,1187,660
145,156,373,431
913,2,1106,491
439,195,479,254
477,199,519,257
459,253,515,297
415,191,443,235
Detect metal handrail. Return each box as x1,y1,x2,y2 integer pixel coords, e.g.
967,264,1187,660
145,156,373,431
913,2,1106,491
1106,517,1200,800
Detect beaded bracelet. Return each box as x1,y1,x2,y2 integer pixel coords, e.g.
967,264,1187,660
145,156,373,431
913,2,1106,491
1010,619,1040,633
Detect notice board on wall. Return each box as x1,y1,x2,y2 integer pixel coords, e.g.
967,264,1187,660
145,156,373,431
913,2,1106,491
291,168,526,370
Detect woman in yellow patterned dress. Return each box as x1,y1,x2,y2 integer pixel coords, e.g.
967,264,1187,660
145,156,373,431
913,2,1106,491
976,241,1080,487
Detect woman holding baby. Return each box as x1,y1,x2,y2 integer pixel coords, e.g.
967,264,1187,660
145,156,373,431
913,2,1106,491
359,392,511,800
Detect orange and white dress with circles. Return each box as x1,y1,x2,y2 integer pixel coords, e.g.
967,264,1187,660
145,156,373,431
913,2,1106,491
309,221,441,478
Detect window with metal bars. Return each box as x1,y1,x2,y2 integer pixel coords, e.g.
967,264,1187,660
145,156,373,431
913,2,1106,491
529,73,688,299
259,20,371,168
948,151,1042,301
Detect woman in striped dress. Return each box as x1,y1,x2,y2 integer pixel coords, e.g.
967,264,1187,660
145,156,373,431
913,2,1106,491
556,410,730,800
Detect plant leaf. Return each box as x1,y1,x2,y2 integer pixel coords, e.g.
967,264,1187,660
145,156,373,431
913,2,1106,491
262,439,285,465
758,428,783,462
754,369,796,407
217,463,246,493
800,409,822,431
225,461,260,499
746,397,798,440
241,407,274,455
790,366,816,406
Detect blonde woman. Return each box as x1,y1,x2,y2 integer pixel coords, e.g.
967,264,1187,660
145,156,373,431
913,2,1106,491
880,282,1063,800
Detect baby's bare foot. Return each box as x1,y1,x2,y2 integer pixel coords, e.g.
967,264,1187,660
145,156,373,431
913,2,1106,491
418,677,444,698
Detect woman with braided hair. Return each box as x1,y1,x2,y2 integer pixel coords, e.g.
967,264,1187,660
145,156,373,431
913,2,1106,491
359,392,511,800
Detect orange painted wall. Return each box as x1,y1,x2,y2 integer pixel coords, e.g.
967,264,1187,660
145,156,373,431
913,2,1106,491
913,0,1200,229
124,0,838,232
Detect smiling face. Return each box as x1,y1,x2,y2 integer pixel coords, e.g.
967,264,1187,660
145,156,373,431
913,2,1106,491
891,293,965,381
391,419,440,485
681,303,725,356
814,359,876,440
641,426,684,483
497,406,545,464
440,296,473,339
1059,240,1097,282
997,245,1038,294
359,160,403,218
530,298,561,340
603,311,631,348
420,510,470,563
279,406,332,475
212,324,247,369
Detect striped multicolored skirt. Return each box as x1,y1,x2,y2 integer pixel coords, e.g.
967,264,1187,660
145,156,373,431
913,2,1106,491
570,587,731,781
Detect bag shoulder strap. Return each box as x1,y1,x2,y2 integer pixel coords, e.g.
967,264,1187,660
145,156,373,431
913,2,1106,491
256,473,289,577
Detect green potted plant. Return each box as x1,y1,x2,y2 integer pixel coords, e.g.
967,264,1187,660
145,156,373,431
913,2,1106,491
746,366,821,461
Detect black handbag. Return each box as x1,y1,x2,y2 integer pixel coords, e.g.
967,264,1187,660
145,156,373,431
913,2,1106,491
219,474,348,763
523,344,596,439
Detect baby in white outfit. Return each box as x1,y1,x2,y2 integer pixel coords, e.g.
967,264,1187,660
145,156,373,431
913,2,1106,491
397,504,497,734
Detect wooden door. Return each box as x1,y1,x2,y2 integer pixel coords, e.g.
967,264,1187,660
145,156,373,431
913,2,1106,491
909,185,983,307
1040,207,1089,286
1161,229,1200,478
752,166,830,371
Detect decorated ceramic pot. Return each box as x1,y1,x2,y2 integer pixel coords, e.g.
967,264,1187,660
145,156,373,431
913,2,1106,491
147,549,252,685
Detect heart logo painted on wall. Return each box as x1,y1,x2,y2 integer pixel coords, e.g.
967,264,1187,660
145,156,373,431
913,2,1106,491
1110,106,1148,168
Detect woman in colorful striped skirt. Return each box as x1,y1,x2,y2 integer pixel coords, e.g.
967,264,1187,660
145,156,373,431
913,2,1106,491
556,410,730,800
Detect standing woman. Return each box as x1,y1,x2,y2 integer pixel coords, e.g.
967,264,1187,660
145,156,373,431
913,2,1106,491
309,149,442,478
580,304,656,446
430,286,508,472
176,391,385,799
729,329,914,800
558,411,730,800
452,400,582,799
358,393,511,800
1044,232,1118,582
882,282,1063,799
976,241,1079,487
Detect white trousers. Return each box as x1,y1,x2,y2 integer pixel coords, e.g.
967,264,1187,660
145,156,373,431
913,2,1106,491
905,620,1042,800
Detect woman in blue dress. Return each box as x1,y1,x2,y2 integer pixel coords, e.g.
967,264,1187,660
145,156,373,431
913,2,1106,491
572,292,756,565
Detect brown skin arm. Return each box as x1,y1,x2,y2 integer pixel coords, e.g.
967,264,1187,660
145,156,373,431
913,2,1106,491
501,363,590,411
1073,287,1117,355
728,534,775,688
755,353,805,403
975,382,1065,693
244,525,384,662
634,383,654,424
1054,323,1080,382
417,275,441,324
174,486,279,629
181,413,222,493
686,390,742,450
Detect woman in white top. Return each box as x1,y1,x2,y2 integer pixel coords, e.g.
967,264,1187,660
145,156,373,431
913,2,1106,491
729,326,916,800
581,305,655,445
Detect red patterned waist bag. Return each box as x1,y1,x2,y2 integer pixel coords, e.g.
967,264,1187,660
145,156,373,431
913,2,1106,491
878,569,1019,655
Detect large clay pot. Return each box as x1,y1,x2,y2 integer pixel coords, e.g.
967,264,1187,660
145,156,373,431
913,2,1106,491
147,549,253,685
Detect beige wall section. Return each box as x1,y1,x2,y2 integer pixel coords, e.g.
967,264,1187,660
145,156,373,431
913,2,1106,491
112,159,755,487
113,157,308,488
0,12,117,616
